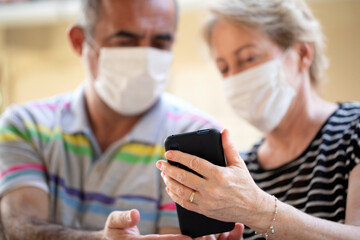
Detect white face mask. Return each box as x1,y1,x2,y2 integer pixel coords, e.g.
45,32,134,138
93,47,173,115
223,56,296,133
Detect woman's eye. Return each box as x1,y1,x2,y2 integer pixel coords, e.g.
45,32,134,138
216,60,229,75
237,55,258,67
220,67,228,75
246,56,256,62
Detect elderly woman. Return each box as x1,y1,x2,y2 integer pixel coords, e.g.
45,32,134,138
156,0,360,239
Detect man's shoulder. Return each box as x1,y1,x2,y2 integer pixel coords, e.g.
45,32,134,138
0,91,74,129
159,93,222,131
161,92,200,113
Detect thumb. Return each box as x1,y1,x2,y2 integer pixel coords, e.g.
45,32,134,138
228,223,244,240
106,209,140,229
221,129,245,167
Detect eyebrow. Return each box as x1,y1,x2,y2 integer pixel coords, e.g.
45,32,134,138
233,44,256,56
215,44,256,62
106,30,173,42
106,30,143,40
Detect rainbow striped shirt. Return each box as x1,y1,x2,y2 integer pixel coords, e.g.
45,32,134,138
0,85,220,234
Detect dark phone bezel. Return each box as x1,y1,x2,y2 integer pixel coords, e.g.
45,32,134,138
164,129,235,238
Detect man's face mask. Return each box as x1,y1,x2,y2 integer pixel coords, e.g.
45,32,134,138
85,44,173,116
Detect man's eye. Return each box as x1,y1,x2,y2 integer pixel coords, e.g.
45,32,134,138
118,41,135,46
152,41,171,50
111,39,137,47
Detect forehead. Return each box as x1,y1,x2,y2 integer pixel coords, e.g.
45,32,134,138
211,19,277,53
96,0,176,35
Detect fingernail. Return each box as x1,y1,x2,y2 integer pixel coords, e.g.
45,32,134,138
127,211,132,222
156,161,162,169
166,187,170,193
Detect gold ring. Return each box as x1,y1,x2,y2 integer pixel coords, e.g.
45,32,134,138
189,191,195,203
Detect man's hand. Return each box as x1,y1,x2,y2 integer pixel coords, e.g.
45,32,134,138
194,223,244,240
102,209,191,240
0,187,190,240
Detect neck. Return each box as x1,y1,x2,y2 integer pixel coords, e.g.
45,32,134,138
259,76,338,169
84,84,143,152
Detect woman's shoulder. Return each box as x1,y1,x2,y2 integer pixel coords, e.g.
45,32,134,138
337,102,360,115
239,140,263,165
336,102,360,119
324,102,360,130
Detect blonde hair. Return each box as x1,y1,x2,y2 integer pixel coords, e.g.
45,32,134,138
204,0,328,87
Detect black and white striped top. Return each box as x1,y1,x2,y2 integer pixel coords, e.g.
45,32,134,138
242,102,360,240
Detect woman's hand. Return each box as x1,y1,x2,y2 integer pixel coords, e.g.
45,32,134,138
156,129,273,226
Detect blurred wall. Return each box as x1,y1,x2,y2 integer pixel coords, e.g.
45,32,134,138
0,0,359,150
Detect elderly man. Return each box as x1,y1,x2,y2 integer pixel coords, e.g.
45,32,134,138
0,0,245,239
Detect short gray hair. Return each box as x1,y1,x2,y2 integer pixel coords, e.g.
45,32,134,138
77,0,100,35
77,0,179,37
204,0,328,88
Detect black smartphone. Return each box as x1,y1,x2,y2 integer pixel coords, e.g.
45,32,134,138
164,129,235,238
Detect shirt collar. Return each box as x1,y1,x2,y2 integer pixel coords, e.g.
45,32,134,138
126,96,166,145
61,83,91,134
62,83,166,146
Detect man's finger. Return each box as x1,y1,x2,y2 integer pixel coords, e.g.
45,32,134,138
141,234,192,240
106,209,140,229
227,223,244,240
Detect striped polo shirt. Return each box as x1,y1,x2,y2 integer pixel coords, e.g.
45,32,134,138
0,85,220,235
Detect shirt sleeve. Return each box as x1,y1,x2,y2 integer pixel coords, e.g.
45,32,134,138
188,112,224,132
0,106,49,197
158,178,179,230
157,149,179,230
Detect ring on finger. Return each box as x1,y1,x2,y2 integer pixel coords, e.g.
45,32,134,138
189,191,195,203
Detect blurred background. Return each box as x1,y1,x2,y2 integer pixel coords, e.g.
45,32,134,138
0,0,359,150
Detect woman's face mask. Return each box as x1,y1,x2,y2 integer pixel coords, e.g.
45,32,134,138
223,52,296,133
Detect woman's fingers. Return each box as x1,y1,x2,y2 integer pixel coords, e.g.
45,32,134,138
161,172,198,203
156,160,205,191
164,150,218,179
221,129,246,168
166,186,199,213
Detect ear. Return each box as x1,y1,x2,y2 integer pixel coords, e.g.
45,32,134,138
68,25,86,56
295,42,314,72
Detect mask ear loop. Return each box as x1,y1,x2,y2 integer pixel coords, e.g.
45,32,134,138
81,32,102,83
280,47,303,92
83,31,101,55
280,48,291,63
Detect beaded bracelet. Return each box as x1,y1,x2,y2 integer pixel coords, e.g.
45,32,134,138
255,196,278,239
263,196,278,240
